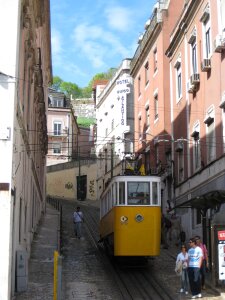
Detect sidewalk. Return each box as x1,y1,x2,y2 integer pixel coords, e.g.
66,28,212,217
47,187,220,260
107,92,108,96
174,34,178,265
15,204,60,300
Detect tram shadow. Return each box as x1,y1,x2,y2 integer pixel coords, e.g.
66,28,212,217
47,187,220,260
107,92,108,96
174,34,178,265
112,256,151,268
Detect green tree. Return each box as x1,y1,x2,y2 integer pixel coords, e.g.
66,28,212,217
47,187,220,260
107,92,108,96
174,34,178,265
60,81,81,98
52,76,63,91
51,68,116,99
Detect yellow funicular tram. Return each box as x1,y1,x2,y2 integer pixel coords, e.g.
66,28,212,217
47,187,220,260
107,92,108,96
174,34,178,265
99,175,161,257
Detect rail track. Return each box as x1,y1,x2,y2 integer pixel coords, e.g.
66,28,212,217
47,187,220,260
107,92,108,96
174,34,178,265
82,203,176,300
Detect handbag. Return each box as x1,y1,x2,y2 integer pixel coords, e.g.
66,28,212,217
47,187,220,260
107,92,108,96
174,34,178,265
175,260,183,276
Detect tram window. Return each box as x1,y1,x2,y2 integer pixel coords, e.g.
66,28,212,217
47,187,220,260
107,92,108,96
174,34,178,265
119,182,125,205
112,183,117,205
109,189,112,210
152,182,159,205
127,182,150,205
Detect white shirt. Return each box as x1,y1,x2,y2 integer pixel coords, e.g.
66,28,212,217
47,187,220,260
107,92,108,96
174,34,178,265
73,211,83,223
176,252,188,268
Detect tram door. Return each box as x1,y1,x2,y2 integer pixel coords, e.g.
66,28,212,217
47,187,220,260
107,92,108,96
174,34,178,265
77,175,87,201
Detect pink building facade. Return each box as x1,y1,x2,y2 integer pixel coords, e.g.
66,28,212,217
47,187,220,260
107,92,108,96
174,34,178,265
165,0,225,285
130,0,184,213
131,0,225,285
47,89,79,166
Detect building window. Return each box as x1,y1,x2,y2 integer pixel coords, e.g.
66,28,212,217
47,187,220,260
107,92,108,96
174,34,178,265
222,106,225,152
111,119,114,131
177,150,184,183
154,93,158,120
53,121,62,136
52,98,64,107
145,61,149,85
175,62,182,100
204,108,215,162
138,76,141,96
206,119,215,162
205,24,211,58
201,6,211,58
145,107,150,128
53,143,61,154
138,115,142,139
153,48,158,72
220,0,225,31
191,123,201,171
191,41,198,74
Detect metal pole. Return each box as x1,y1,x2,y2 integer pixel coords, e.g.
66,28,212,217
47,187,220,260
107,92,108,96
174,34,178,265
78,146,81,200
111,143,113,179
53,251,58,300
57,256,62,300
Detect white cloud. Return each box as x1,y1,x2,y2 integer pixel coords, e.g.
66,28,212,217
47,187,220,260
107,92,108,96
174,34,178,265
51,29,62,55
104,5,134,32
72,23,131,69
51,28,63,65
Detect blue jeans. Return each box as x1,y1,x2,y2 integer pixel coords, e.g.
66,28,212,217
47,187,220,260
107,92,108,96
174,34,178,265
74,222,82,238
188,267,201,296
200,260,206,287
181,268,189,292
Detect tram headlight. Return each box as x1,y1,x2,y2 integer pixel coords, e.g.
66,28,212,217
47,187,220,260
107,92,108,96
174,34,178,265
135,214,144,222
120,216,128,223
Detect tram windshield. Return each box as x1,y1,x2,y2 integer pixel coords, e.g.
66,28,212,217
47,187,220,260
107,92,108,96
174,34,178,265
127,181,150,205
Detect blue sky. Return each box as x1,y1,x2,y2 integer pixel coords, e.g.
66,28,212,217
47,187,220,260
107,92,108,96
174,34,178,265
50,0,156,87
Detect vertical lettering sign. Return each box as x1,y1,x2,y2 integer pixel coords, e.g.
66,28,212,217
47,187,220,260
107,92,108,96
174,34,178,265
218,230,225,280
116,77,131,126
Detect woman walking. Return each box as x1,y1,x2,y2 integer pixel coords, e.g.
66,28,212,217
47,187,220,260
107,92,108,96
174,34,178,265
176,244,189,295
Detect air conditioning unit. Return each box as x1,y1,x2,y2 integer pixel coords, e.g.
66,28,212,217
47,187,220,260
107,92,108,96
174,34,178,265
175,141,183,152
190,73,200,84
187,80,195,93
145,19,151,30
157,12,162,23
138,34,143,44
214,34,225,52
201,58,211,71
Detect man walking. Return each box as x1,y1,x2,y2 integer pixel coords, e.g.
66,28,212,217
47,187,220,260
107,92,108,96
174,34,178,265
188,237,203,299
195,236,209,289
73,206,84,239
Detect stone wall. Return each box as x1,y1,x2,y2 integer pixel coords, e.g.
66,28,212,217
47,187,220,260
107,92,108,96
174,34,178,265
46,160,97,201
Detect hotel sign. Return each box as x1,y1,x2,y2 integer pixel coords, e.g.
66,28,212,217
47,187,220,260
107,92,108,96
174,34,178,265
116,76,131,125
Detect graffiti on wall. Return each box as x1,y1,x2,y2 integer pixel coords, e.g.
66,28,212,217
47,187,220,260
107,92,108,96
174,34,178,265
65,182,73,189
89,180,95,196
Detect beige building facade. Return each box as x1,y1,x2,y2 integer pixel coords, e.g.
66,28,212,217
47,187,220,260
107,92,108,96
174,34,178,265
0,0,51,297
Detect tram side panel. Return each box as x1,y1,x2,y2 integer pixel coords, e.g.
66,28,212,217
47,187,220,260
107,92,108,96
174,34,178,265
114,206,161,256
100,209,114,242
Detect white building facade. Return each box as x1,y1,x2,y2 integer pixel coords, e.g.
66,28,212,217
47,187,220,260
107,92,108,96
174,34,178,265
95,59,134,199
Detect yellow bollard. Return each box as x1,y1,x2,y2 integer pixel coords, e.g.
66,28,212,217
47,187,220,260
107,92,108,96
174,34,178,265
53,250,58,300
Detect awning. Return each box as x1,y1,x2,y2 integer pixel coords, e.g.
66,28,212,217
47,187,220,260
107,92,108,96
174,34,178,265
171,190,225,211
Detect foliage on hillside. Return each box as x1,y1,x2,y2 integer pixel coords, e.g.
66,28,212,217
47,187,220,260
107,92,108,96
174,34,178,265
51,68,116,99
77,117,95,128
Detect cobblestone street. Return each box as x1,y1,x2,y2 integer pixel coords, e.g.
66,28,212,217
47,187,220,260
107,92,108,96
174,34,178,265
15,199,225,300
